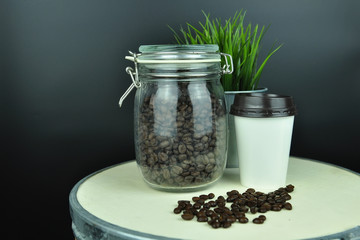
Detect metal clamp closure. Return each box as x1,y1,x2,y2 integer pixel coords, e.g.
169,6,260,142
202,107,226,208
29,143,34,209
118,51,141,108
220,53,234,75
119,50,234,107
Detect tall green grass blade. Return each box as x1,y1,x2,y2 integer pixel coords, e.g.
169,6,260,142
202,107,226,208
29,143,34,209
252,44,283,88
168,10,282,91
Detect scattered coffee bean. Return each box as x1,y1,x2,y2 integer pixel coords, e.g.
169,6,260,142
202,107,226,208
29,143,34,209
239,216,249,223
177,200,190,205
246,188,256,194
196,210,206,217
205,210,215,217
210,220,221,229
284,202,293,210
259,215,266,221
234,211,245,219
217,196,225,202
227,215,237,223
181,213,194,220
208,193,215,199
173,185,295,228
192,196,200,202
271,204,282,211
286,184,295,192
253,218,264,224
222,222,232,228
197,216,208,222
193,202,202,209
250,207,258,214
203,203,211,209
173,207,182,214
200,194,209,200
208,200,217,207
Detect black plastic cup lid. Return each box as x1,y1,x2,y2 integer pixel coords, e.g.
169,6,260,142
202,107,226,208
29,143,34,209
230,93,297,118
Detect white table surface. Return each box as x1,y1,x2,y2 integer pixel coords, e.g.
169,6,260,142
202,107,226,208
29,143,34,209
73,157,360,240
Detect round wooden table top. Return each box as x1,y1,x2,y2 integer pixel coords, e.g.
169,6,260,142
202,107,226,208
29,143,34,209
69,157,360,240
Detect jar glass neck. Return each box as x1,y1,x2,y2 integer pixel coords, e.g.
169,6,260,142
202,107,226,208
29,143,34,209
138,62,222,81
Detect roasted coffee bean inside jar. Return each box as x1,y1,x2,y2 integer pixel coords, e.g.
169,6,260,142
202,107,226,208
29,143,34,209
136,81,227,189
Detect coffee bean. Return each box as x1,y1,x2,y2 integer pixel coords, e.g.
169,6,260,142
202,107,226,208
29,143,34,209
203,203,211,209
250,207,258,214
217,196,225,202
173,207,182,214
222,222,232,228
207,220,214,225
286,184,295,192
186,145,194,151
226,194,238,202
214,208,223,214
192,196,200,202
200,194,209,200
197,209,206,215
217,201,226,208
252,218,264,224
181,213,194,220
284,202,292,210
239,206,249,213
162,169,170,179
239,217,249,223
258,215,266,221
247,200,257,207
227,215,237,223
208,200,217,207
246,188,256,194
271,205,282,211
234,211,245,218
211,221,221,228
218,214,227,223
258,207,268,213
184,175,194,183
159,140,170,148
206,210,215,217
208,193,215,199
177,200,190,205
178,154,187,161
193,203,202,209
283,193,291,201
178,144,187,154
197,216,208,222
170,166,183,176
201,135,209,143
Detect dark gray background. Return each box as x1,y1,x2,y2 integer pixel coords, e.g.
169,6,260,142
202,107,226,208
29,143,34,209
2,0,359,239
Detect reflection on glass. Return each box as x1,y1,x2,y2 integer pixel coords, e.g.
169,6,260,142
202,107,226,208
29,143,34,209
188,81,212,137
153,81,178,137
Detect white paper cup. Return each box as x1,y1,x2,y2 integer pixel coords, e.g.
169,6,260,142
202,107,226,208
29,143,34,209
230,93,297,190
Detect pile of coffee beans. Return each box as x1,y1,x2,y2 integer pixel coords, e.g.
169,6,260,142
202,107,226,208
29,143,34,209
173,184,295,228
136,82,227,188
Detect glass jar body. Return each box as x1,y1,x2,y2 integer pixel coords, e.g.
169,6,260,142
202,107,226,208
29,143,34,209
134,77,227,191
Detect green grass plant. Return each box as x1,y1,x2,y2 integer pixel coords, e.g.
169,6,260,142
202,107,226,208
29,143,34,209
169,10,282,91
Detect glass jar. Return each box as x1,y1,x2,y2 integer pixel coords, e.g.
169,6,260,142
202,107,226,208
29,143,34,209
120,45,233,191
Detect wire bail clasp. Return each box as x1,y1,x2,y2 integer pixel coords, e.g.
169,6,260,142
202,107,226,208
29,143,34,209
118,51,141,108
220,53,234,75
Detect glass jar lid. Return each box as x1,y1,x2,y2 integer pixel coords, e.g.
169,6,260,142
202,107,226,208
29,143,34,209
119,45,233,107
135,44,221,63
